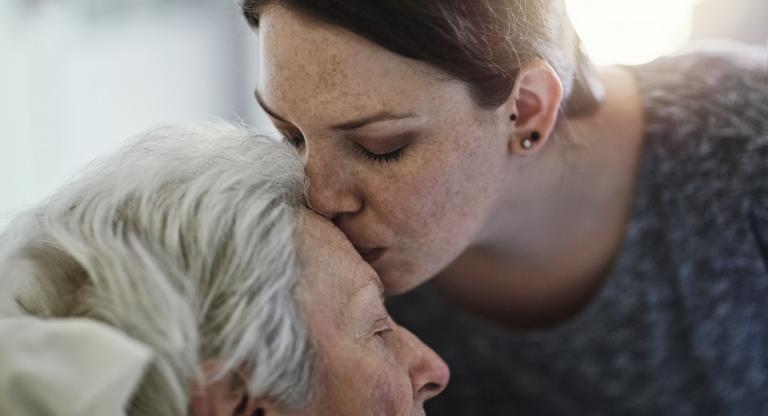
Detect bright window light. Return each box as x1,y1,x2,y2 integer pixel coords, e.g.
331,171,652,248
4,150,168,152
566,0,703,65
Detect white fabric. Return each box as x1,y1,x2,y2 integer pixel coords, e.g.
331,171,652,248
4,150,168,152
0,317,152,416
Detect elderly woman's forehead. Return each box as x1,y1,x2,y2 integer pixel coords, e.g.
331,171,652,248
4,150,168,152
296,211,360,271
299,210,381,286
298,211,349,248
296,211,382,295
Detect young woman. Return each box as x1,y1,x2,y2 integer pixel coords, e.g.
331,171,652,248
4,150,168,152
242,1,768,414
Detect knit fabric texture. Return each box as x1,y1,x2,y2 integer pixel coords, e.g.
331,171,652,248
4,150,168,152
388,44,768,416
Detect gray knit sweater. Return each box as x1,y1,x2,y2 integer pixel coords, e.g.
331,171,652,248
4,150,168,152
388,45,768,415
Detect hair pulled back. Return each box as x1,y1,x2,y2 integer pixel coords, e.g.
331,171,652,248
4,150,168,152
243,1,600,115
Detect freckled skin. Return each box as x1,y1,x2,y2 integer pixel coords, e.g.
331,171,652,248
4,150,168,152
257,6,513,294
286,212,448,415
254,2,647,329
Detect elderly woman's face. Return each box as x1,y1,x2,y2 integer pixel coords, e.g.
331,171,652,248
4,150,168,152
292,212,449,415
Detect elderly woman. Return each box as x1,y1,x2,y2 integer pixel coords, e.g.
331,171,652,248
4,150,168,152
0,121,449,416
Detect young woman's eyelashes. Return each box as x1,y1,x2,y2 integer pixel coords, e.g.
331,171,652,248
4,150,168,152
348,131,416,165
353,143,407,165
280,128,411,166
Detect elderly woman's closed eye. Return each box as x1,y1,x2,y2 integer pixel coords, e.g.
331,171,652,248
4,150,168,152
0,121,448,416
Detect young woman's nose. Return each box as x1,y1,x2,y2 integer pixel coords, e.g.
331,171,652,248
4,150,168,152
397,326,450,402
304,150,362,221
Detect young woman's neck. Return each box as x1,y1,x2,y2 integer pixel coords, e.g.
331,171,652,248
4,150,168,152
437,66,645,328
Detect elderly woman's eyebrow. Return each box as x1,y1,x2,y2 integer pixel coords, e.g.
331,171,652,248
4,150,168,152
366,271,385,302
345,271,386,312
361,271,385,298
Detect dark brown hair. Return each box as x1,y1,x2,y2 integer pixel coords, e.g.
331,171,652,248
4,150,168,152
242,1,601,115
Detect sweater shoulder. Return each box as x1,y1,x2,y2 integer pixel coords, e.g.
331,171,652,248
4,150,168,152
632,42,766,139
629,43,767,192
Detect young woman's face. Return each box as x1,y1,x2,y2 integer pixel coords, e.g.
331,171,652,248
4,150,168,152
256,6,513,293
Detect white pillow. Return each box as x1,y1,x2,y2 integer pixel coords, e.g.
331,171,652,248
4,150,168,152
0,317,152,416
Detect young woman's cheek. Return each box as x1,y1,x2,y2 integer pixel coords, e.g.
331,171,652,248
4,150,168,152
381,149,479,236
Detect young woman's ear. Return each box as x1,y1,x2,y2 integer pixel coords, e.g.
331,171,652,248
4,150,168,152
504,58,564,156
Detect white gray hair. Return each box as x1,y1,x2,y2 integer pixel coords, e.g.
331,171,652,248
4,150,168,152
0,121,313,414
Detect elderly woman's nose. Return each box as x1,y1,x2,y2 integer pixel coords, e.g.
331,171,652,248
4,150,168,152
396,325,450,401
305,151,362,221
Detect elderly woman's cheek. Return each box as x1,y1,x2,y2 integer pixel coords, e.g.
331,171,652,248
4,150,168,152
370,371,412,415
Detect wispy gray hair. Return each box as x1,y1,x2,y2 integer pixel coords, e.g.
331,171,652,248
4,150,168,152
0,121,313,414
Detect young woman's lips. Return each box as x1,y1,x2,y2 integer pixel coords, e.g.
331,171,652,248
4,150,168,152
356,247,386,264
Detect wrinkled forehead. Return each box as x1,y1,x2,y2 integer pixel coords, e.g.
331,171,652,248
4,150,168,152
296,211,352,263
296,211,381,296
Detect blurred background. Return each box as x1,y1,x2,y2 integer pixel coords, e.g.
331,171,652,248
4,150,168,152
0,0,766,228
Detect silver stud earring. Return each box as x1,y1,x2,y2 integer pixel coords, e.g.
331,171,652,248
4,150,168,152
522,138,533,149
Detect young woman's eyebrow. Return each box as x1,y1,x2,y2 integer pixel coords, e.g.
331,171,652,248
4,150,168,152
255,88,416,131
329,112,417,131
